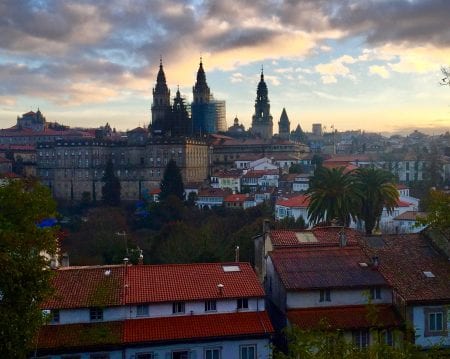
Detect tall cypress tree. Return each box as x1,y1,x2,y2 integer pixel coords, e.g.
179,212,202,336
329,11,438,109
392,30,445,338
102,159,121,206
160,159,184,201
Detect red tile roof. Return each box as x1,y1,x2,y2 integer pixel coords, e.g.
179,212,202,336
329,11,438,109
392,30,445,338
243,169,279,178
269,227,360,248
393,211,426,221
224,194,248,203
36,321,123,351
149,188,161,195
322,162,359,173
0,144,35,151
197,188,229,197
42,266,125,309
395,199,413,207
125,263,264,304
123,312,273,344
276,194,310,208
270,246,387,290
287,305,401,330
36,312,273,351
360,234,450,303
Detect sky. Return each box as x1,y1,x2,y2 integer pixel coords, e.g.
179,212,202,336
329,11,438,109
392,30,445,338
0,0,449,135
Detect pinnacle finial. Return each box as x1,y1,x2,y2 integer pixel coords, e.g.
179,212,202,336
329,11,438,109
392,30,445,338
200,56,202,65
159,56,162,67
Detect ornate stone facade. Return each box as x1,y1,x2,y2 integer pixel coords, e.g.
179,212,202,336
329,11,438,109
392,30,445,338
250,69,273,139
37,137,209,201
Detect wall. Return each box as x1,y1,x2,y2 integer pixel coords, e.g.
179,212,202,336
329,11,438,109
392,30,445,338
53,298,265,325
412,305,450,348
43,338,271,359
286,288,392,309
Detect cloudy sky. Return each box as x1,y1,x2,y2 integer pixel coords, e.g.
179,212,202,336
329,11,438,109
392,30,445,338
0,0,449,134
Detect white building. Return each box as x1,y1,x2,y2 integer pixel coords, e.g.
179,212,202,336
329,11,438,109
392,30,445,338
36,263,273,358
275,194,310,226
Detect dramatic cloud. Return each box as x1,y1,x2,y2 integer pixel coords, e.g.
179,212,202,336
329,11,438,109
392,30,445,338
0,0,449,133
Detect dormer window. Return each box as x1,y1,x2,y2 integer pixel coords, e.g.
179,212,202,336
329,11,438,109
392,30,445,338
205,300,217,312
237,298,249,310
319,289,331,302
172,302,185,314
370,287,381,300
136,304,149,317
89,307,103,321
50,309,60,324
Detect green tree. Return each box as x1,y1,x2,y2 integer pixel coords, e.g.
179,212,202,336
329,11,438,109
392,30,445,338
289,163,303,174
101,160,121,206
355,168,399,235
417,189,450,238
160,159,184,201
307,166,361,226
0,180,59,358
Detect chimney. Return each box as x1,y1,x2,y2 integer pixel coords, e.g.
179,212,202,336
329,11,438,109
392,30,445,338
217,283,224,296
235,246,240,262
339,230,347,247
138,248,144,265
123,257,129,266
372,256,379,268
61,252,70,267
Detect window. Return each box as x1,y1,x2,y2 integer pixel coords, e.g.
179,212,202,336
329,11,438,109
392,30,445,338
136,353,154,359
50,309,59,323
136,304,149,317
429,312,444,331
370,287,381,300
205,300,217,312
319,289,331,302
205,348,221,359
172,302,185,314
240,345,256,359
352,330,369,349
89,307,103,321
237,298,249,310
90,355,109,359
384,330,394,346
424,307,447,337
172,350,189,359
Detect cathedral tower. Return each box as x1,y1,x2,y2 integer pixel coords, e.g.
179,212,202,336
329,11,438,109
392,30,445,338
193,58,211,104
278,108,290,139
151,58,171,133
250,68,273,139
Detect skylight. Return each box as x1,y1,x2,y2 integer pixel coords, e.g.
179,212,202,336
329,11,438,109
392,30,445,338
296,232,317,243
423,271,435,278
222,265,240,272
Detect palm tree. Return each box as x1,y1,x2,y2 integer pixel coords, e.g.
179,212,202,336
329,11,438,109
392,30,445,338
307,166,361,227
355,167,399,235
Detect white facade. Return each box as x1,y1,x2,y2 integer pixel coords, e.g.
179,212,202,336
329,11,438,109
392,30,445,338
275,204,310,226
41,338,271,359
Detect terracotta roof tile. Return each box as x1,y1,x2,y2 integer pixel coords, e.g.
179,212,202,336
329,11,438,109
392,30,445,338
287,305,401,330
393,211,426,221
270,247,387,290
224,194,248,203
125,263,264,304
123,312,274,344
37,321,123,350
276,194,310,208
42,266,124,309
243,169,279,178
360,234,450,303
269,227,360,248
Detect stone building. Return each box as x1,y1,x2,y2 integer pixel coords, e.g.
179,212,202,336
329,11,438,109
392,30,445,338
250,69,273,139
191,59,227,135
278,108,290,139
37,136,209,201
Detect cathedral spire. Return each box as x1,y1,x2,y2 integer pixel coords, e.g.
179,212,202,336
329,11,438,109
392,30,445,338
193,57,210,104
251,66,273,139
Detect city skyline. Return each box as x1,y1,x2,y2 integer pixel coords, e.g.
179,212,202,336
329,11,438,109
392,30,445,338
0,0,449,135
